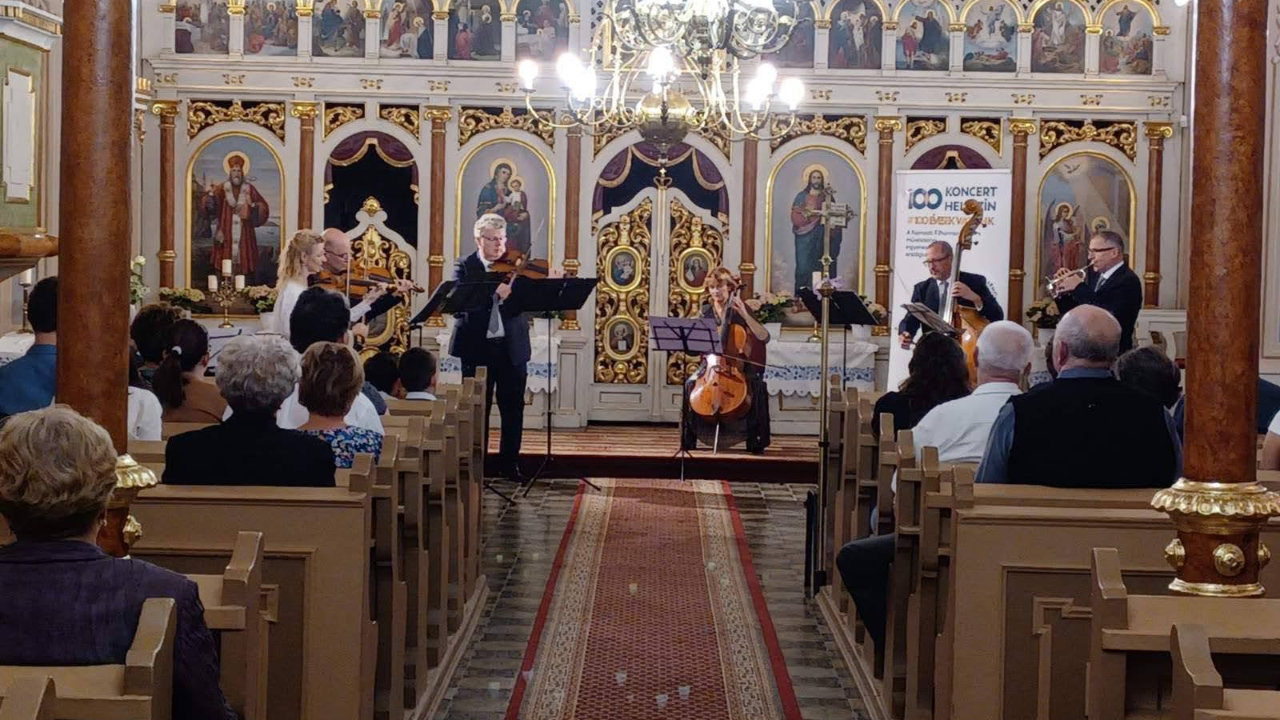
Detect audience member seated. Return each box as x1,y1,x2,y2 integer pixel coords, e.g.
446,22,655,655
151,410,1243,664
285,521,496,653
1177,377,1280,445
1117,346,1182,411
127,345,162,441
0,277,57,418
298,342,384,469
0,406,235,720
1043,337,1058,380
872,331,970,437
399,348,438,401
129,303,185,388
364,351,403,403
166,334,336,487
1263,408,1280,471
837,321,1034,652
151,319,228,423
976,305,1181,486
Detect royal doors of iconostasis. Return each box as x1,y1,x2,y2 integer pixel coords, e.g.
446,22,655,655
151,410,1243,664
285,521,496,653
589,142,733,422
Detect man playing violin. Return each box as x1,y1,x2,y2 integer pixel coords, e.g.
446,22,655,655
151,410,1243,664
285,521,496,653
897,240,1003,350
318,228,418,339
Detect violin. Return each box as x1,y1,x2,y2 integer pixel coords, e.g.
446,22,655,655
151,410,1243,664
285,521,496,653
309,266,423,301
688,286,764,424
487,249,551,281
940,199,990,385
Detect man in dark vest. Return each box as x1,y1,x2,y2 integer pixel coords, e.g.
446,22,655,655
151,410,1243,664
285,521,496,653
1050,229,1143,353
975,305,1181,487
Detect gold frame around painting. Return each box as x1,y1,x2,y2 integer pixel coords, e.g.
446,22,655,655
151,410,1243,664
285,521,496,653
675,246,715,294
452,135,556,262
603,315,642,361
603,243,643,293
762,143,868,295
184,130,287,316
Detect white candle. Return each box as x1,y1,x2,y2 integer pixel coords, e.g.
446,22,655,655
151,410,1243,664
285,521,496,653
234,274,246,291
221,259,233,276
19,269,34,285
207,274,218,292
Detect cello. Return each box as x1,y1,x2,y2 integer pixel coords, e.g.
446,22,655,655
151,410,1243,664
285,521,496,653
939,199,990,383
688,282,766,426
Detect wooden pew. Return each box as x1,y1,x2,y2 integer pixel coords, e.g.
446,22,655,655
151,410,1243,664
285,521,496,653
366,438,407,720
1089,548,1280,720
822,375,847,603
441,388,468,634
0,676,55,720
130,482,374,720
0,598,176,720
1172,623,1280,720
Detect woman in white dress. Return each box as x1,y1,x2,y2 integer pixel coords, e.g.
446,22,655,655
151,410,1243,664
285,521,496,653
271,229,386,340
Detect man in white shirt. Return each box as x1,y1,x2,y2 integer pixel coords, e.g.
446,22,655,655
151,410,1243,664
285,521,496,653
836,321,1033,652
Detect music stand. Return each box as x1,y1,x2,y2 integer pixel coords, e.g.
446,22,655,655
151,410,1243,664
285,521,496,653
650,316,722,482
799,289,879,390
514,277,600,497
901,302,958,338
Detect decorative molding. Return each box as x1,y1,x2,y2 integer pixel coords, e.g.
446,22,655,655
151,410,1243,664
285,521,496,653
290,101,320,121
150,100,181,123
457,106,556,148
904,117,946,151
1009,118,1037,136
1143,121,1174,140
134,110,147,146
769,114,867,154
874,116,903,134
186,100,286,140
875,90,900,103
323,103,365,139
1012,93,1035,105
1148,95,1171,108
360,78,384,90
156,73,179,85
945,92,968,104
948,22,966,32
495,82,519,94
0,4,62,35
1039,119,1138,161
1152,25,1170,36
960,119,1001,155
222,74,245,86
136,77,154,96
292,76,315,88
814,19,831,29
810,88,832,101
427,80,451,93
380,105,421,139
1080,94,1103,106
696,126,732,161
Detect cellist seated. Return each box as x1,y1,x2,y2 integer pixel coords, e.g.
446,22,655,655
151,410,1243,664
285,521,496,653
681,268,772,455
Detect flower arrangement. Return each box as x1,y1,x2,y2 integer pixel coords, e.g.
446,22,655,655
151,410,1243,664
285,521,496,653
858,294,889,324
746,291,792,324
128,255,149,306
158,287,207,313
1025,297,1061,329
244,285,277,314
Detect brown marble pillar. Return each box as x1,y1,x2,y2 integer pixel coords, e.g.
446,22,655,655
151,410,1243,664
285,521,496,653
425,106,450,326
873,117,902,328
1151,0,1279,596
1142,121,1173,307
292,101,320,230
151,100,180,288
1008,118,1036,323
738,138,758,296
561,125,582,331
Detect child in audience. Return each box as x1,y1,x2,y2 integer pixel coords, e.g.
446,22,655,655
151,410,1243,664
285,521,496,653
399,347,438,401
298,342,384,468
127,343,162,441
364,350,404,402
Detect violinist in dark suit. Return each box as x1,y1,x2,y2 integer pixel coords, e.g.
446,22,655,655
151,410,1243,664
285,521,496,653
448,213,539,480
898,240,1004,349
1050,229,1143,353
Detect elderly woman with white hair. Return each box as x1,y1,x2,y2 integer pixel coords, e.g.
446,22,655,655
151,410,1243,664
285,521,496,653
0,406,236,720
163,334,336,487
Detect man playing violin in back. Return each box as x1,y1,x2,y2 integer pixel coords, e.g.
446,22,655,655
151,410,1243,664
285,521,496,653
318,228,418,334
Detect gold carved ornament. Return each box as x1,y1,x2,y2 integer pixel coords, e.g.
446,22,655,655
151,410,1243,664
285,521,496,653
290,101,320,122
904,118,946,152
1144,121,1174,141
134,110,147,146
352,223,414,359
457,107,556,149
187,100,287,140
380,106,421,139
1151,479,1280,596
665,198,725,385
874,116,903,135
1039,119,1138,161
768,114,867,154
593,122,630,157
960,119,1001,155
595,200,653,384
324,104,365,139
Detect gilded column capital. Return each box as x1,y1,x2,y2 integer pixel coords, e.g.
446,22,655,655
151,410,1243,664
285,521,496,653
814,19,831,29
948,22,966,32
874,116,902,134
150,100,181,128
1144,121,1174,140
159,3,176,12
1009,118,1037,136
291,101,321,121
228,4,246,16
1153,25,1170,36
500,12,517,21
432,10,449,20
363,9,382,18
425,106,452,125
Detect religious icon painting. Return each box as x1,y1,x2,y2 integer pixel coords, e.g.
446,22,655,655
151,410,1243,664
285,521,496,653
242,0,298,56
1037,152,1134,296
762,1,816,68
514,0,572,60
766,147,865,326
605,317,641,359
449,0,503,60
826,0,884,70
1031,0,1087,73
605,245,643,293
312,0,367,57
1098,2,1154,75
378,0,436,58
676,247,714,294
457,140,553,260
963,1,1018,72
895,0,950,71
175,0,231,54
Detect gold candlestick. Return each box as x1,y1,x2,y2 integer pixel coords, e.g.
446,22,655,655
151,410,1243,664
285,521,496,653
208,271,245,329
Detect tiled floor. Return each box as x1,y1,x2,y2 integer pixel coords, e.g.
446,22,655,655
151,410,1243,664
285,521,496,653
435,480,868,720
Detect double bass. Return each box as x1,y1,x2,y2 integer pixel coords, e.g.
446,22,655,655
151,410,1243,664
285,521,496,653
688,286,766,424
939,199,990,383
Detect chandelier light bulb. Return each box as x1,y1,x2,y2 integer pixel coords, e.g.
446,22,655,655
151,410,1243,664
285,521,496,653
570,70,598,102
517,60,539,90
744,76,769,110
1173,0,1190,5
647,46,675,82
556,53,584,87
755,62,778,88
778,77,804,110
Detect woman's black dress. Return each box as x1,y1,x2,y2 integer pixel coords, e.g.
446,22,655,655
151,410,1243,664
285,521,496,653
680,303,772,453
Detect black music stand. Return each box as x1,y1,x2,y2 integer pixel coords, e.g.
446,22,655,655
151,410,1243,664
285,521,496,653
650,316,722,482
901,302,958,338
516,277,600,497
799,289,880,390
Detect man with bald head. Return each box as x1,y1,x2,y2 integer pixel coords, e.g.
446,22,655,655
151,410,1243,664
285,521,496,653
320,227,415,326
975,305,1180,487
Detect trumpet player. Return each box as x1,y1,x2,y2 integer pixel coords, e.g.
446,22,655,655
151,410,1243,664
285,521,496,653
1049,230,1142,353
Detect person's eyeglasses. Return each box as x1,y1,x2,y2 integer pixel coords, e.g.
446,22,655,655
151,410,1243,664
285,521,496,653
1087,246,1117,256
922,257,947,266
325,250,349,260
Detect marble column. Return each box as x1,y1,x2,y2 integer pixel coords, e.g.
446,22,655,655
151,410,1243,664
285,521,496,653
880,23,896,71
364,10,380,59
1016,24,1032,73
1151,0,1280,596
298,6,313,58
1142,121,1173,307
500,14,516,62
1008,118,1036,324
873,116,902,327
813,19,830,70
562,126,582,331
425,106,450,326
1084,26,1100,75
151,100,180,288
738,138,759,296
159,2,176,54
433,11,448,60
948,23,964,72
292,101,320,230
228,4,245,57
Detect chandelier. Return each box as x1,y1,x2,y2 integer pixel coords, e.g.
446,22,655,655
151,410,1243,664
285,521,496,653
516,0,807,157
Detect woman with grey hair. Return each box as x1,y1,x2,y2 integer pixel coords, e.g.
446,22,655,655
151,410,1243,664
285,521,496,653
163,334,336,487
0,406,235,720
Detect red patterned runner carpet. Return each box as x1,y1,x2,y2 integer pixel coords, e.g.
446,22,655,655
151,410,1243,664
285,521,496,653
505,479,802,720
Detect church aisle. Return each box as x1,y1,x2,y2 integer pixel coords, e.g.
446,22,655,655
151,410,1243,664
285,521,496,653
436,481,867,720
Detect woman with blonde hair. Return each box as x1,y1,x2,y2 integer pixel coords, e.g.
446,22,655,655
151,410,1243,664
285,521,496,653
269,229,327,338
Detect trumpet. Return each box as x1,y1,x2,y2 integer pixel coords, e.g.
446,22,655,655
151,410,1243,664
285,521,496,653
1045,265,1089,294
